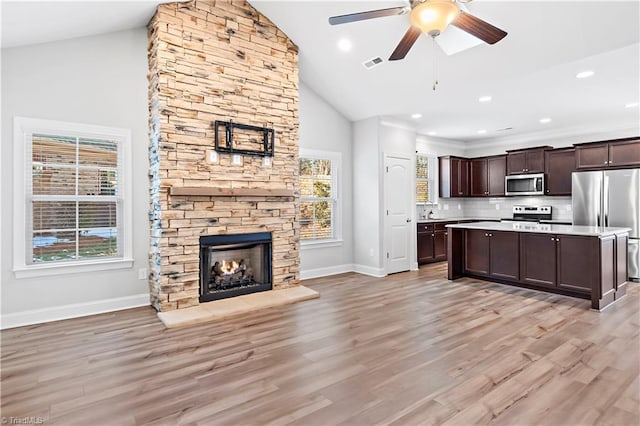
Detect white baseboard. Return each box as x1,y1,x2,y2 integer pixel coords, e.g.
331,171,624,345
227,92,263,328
352,264,387,278
300,263,354,280
1,293,150,330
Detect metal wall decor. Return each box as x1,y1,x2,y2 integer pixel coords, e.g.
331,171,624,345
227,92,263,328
214,120,274,157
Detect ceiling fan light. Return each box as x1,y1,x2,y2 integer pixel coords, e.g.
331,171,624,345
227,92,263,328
410,0,460,37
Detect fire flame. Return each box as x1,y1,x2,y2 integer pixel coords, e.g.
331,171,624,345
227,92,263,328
221,259,240,274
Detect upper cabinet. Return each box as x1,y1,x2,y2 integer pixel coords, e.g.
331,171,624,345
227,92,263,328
470,155,506,197
439,156,469,198
506,147,551,175
545,148,575,196
575,138,640,169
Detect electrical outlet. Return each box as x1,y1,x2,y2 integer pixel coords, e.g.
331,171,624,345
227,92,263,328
566,205,572,211
496,204,500,210
457,203,462,210
369,248,374,257
208,150,218,163
263,156,272,166
232,154,242,165
138,268,147,280
444,204,449,210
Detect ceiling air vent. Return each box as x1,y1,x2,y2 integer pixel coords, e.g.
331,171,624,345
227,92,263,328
363,56,384,70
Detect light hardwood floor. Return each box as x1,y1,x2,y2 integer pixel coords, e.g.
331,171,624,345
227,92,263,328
2,263,639,425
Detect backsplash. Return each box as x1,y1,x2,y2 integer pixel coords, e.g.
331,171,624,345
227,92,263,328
417,196,573,221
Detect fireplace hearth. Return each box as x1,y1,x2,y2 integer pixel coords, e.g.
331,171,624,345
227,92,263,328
199,232,272,303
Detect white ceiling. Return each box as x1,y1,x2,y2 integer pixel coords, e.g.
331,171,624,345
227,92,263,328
249,0,640,141
2,1,639,142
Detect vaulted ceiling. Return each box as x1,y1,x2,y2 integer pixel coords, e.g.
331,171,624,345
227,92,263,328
249,0,640,141
3,1,639,142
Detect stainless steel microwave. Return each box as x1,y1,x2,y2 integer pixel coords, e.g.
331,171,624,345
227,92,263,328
505,173,545,196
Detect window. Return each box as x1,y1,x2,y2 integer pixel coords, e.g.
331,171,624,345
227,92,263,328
13,117,133,278
299,150,341,245
416,154,438,204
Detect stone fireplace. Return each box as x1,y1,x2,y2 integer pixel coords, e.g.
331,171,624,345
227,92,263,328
147,0,300,312
199,232,272,302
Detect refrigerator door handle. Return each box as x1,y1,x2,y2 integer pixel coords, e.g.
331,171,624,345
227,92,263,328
604,175,610,227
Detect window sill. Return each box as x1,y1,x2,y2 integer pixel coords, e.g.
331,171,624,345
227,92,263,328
13,258,135,279
301,239,344,250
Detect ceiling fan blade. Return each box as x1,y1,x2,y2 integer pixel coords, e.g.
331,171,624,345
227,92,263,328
389,27,422,61
450,11,507,45
329,6,408,25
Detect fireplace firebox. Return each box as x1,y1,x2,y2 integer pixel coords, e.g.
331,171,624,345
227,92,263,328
199,232,272,303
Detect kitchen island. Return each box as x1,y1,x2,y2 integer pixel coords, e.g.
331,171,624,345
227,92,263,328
446,221,630,310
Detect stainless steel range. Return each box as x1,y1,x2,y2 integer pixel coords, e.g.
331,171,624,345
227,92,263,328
502,205,552,222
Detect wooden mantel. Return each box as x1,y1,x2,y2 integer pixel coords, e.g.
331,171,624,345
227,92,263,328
168,187,295,197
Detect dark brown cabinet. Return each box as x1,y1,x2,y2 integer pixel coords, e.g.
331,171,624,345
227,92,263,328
417,223,435,264
488,156,507,196
556,235,596,294
520,233,558,288
576,138,640,169
464,230,519,280
449,227,629,310
545,148,575,196
470,158,488,197
520,233,594,294
418,222,450,265
506,147,549,175
470,155,506,197
439,156,469,198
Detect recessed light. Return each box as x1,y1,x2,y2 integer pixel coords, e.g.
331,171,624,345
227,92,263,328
477,129,487,134
576,70,595,79
625,102,639,108
411,113,422,119
539,117,552,124
427,131,437,136
478,96,492,103
337,38,352,52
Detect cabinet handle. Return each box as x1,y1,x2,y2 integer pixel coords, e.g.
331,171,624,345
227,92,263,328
604,161,608,164
445,232,448,236
489,233,493,237
485,233,488,237
432,234,435,237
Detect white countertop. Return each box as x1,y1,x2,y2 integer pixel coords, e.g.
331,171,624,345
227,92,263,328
416,217,497,223
446,221,631,237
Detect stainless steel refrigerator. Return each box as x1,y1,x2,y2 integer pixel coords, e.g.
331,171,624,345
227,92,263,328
572,169,640,281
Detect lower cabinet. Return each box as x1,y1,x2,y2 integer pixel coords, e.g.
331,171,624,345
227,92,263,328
418,222,451,265
449,228,629,310
417,224,435,264
464,229,519,280
520,233,594,294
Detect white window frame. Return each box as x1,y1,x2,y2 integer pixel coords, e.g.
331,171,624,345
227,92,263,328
13,117,133,278
416,153,439,205
299,149,343,249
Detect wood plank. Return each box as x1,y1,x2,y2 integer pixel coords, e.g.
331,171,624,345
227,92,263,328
1,263,638,425
169,186,295,197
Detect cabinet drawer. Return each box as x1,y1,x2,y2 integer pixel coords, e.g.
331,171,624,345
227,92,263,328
417,223,434,233
434,223,449,231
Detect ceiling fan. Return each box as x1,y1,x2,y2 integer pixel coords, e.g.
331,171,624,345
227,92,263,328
328,0,507,61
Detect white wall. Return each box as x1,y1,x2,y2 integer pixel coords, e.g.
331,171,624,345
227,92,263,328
298,82,353,279
1,29,150,328
352,117,383,275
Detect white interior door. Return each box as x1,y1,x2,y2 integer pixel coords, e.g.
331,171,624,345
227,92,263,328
384,154,412,274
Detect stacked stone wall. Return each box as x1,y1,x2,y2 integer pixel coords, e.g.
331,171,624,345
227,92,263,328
148,0,299,311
